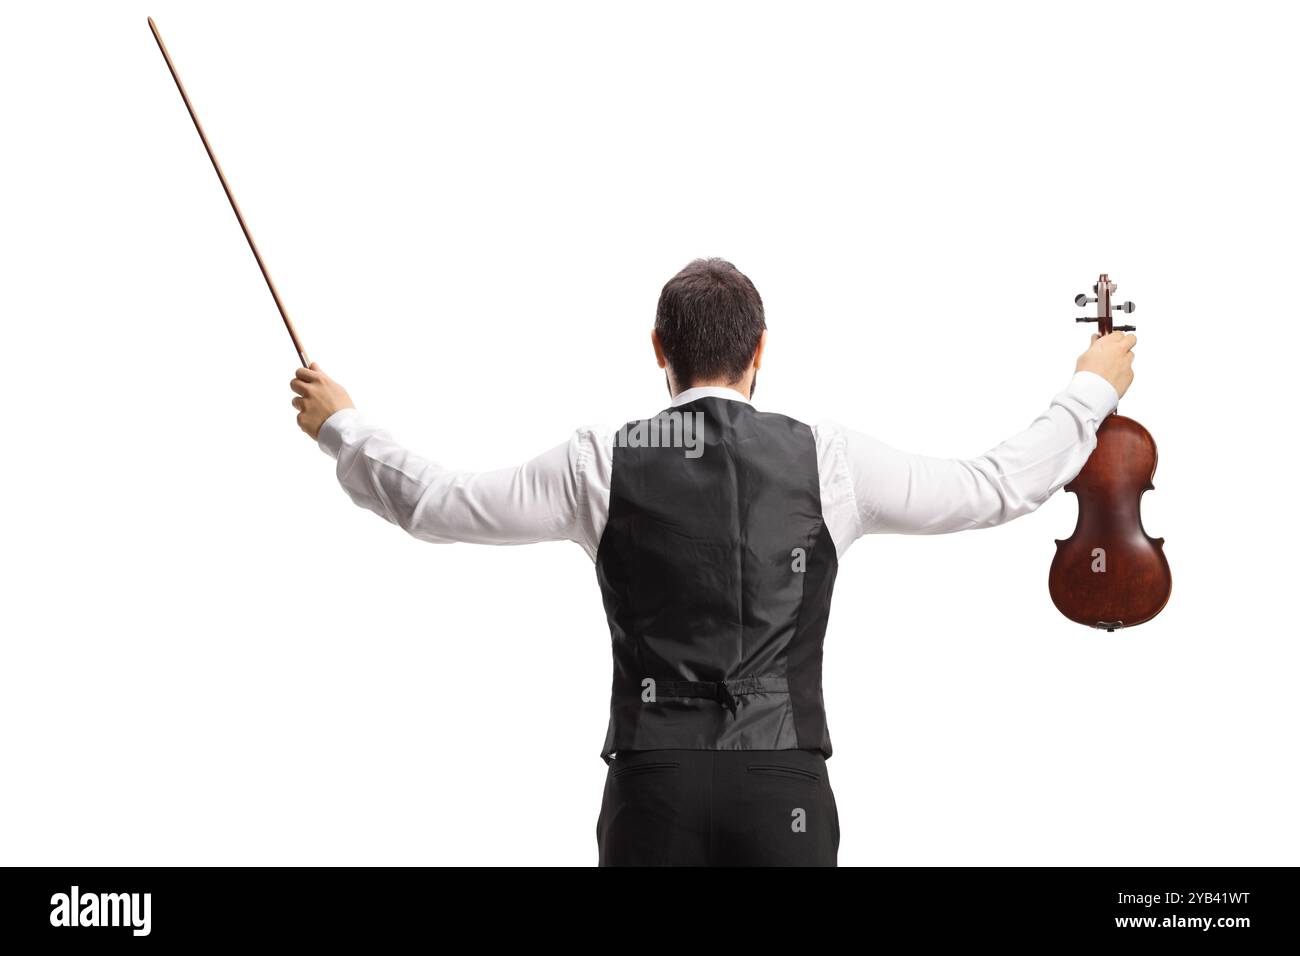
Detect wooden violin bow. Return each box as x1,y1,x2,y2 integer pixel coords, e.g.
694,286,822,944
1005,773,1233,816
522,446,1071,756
147,17,310,367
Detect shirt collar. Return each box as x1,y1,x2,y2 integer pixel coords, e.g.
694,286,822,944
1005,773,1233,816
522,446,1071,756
669,385,753,408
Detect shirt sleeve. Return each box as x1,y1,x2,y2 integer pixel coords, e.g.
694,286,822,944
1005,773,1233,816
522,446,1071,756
831,370,1119,540
316,408,602,554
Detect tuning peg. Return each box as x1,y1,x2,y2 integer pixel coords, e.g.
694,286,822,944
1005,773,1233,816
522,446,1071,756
1115,300,1135,313
1075,316,1098,323
1075,294,1096,307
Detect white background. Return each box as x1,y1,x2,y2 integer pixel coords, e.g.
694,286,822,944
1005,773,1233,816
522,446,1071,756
2,0,1296,866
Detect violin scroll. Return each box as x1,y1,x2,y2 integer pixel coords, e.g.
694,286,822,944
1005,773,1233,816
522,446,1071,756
1074,274,1136,334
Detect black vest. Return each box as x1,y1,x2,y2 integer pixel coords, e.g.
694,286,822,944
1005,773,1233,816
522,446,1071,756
595,396,839,761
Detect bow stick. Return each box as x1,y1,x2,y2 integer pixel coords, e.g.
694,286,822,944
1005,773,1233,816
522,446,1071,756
148,16,310,367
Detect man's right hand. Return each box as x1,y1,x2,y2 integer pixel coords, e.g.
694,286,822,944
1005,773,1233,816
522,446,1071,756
1076,331,1136,399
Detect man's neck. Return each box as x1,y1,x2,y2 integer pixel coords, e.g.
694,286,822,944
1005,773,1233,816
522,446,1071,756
669,384,753,407
671,379,751,400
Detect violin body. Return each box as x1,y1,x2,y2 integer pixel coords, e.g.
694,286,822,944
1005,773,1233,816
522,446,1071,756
1049,413,1171,630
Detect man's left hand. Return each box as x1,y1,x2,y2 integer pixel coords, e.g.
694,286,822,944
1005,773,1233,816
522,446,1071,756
290,363,355,440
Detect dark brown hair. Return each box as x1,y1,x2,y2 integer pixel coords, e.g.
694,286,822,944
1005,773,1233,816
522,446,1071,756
654,258,766,388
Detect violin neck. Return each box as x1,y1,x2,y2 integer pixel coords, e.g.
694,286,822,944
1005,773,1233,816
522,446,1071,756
1097,275,1115,336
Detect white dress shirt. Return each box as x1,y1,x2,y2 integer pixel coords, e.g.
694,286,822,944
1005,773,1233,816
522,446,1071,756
317,371,1119,561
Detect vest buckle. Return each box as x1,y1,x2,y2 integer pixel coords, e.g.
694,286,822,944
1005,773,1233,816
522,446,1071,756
716,680,739,717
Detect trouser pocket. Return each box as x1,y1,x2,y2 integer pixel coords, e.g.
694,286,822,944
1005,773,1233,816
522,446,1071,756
611,761,681,779
746,763,822,784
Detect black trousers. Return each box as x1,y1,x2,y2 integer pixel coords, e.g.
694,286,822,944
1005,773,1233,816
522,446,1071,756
597,748,839,866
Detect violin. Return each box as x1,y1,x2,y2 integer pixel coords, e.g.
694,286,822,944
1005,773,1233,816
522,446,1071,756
1049,274,1171,631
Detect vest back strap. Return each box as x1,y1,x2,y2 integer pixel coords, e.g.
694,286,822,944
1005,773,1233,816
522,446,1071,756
656,676,790,715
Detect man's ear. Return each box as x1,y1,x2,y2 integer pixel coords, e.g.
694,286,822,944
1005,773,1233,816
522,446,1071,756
651,328,667,369
752,329,768,371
